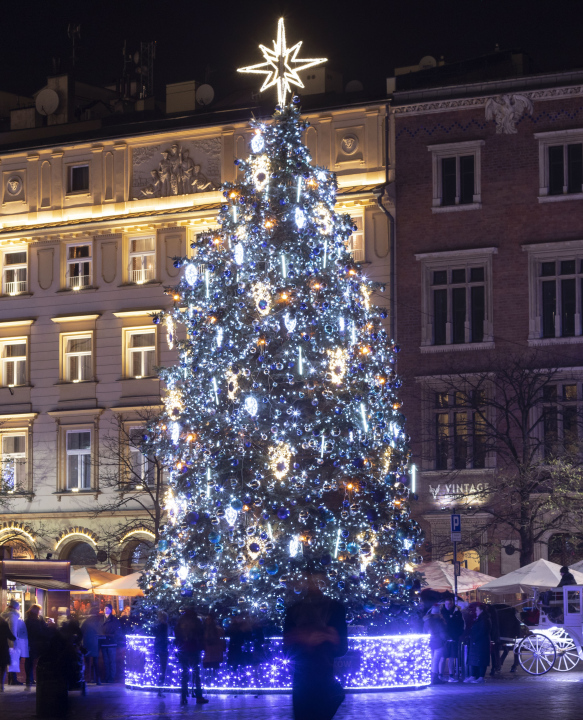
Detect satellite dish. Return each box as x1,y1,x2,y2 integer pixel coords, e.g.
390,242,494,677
35,88,59,116
419,56,437,70
345,80,364,93
196,84,215,107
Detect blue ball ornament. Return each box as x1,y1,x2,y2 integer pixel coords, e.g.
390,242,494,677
266,563,279,575
249,542,260,553
249,567,261,581
347,542,359,554
208,531,221,544
157,539,168,551
277,507,290,520
364,602,376,613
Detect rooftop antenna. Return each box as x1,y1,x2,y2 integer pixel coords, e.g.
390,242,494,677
68,23,81,70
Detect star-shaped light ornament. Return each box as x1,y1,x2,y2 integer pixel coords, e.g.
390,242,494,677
237,18,327,107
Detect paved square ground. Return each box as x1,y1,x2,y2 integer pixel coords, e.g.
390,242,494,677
1,669,582,719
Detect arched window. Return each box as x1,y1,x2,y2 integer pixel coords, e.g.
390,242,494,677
67,541,98,566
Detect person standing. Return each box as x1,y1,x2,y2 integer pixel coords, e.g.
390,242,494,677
153,610,169,697
423,604,448,685
465,603,491,684
81,606,102,684
100,604,121,683
441,596,464,682
2,599,23,685
557,566,577,587
25,604,47,688
174,607,208,706
0,615,15,692
284,573,348,720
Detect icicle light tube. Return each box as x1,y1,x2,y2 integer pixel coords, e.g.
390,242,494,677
125,634,431,693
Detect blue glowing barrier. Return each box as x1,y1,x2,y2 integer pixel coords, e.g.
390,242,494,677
125,634,431,693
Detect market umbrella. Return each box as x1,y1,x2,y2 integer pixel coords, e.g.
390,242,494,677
566,560,583,574
94,571,144,597
478,558,583,594
414,560,496,593
70,567,124,592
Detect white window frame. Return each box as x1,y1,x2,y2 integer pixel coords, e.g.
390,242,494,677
524,239,583,345
539,378,583,460
2,248,27,296
66,242,92,290
416,247,497,352
67,164,90,194
0,337,27,387
62,332,93,383
65,429,92,491
428,140,484,213
348,213,365,263
535,129,583,202
124,327,156,379
128,235,156,284
1,432,26,493
128,426,155,488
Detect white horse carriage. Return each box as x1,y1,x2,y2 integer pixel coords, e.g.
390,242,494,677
513,585,583,675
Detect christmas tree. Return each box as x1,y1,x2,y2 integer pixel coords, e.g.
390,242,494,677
141,21,422,628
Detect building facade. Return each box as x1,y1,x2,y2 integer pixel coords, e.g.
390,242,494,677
0,81,392,573
393,69,583,575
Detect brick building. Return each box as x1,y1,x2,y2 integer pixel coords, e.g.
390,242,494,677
392,65,583,576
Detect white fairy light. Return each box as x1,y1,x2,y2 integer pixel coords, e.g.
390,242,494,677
178,565,189,581
251,131,265,153
289,536,301,557
185,264,198,287
205,269,210,298
234,243,244,265
207,467,211,498
284,312,296,333
216,327,223,348
296,176,302,202
334,528,341,559
360,403,369,432
225,507,238,526
281,253,287,278
170,421,180,444
299,346,303,375
323,238,328,268
212,377,219,405
245,396,258,416
339,317,345,333
295,207,306,229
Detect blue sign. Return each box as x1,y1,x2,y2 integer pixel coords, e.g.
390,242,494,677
451,514,461,541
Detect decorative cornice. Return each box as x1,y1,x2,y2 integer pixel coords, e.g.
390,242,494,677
0,318,35,328
51,314,101,323
113,309,163,318
393,84,583,116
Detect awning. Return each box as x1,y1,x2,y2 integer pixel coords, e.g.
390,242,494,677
5,576,87,591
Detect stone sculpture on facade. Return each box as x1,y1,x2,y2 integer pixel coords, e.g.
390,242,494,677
485,93,533,134
140,143,217,197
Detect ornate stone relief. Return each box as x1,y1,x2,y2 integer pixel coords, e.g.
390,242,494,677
3,172,25,203
132,139,221,199
485,94,533,134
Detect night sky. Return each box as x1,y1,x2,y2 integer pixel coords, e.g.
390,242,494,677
4,0,583,100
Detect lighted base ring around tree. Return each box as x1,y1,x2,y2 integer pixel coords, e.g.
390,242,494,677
125,634,431,693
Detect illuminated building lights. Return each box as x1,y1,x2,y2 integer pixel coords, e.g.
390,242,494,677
125,635,431,693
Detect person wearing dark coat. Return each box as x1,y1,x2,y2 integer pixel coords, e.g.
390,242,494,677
174,608,208,706
441,597,464,681
557,566,577,587
81,607,102,685
153,610,169,697
465,604,491,683
0,615,16,692
423,604,448,685
100,605,121,683
24,604,48,687
284,574,348,720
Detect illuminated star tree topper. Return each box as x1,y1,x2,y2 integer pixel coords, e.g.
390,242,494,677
238,17,327,106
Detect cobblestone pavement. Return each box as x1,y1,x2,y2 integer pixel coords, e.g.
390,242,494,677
1,670,583,720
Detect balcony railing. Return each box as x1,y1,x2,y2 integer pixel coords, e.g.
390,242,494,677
131,268,153,284
4,280,27,295
68,275,91,290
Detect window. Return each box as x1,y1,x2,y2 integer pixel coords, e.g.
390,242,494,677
68,165,89,194
63,334,92,382
434,391,487,471
66,430,91,490
129,236,156,284
2,250,27,295
348,216,365,263
129,427,155,487
0,340,26,387
66,244,92,289
126,329,155,378
1,434,26,492
428,140,484,212
536,130,583,200
542,383,580,458
525,242,583,343
417,248,496,350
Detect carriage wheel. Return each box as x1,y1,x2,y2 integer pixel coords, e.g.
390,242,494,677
517,633,556,675
547,629,580,672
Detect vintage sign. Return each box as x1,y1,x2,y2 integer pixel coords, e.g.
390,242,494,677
428,482,490,501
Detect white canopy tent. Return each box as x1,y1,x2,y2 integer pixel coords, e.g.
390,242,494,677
70,567,123,594
479,559,583,594
415,560,496,593
94,571,144,597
